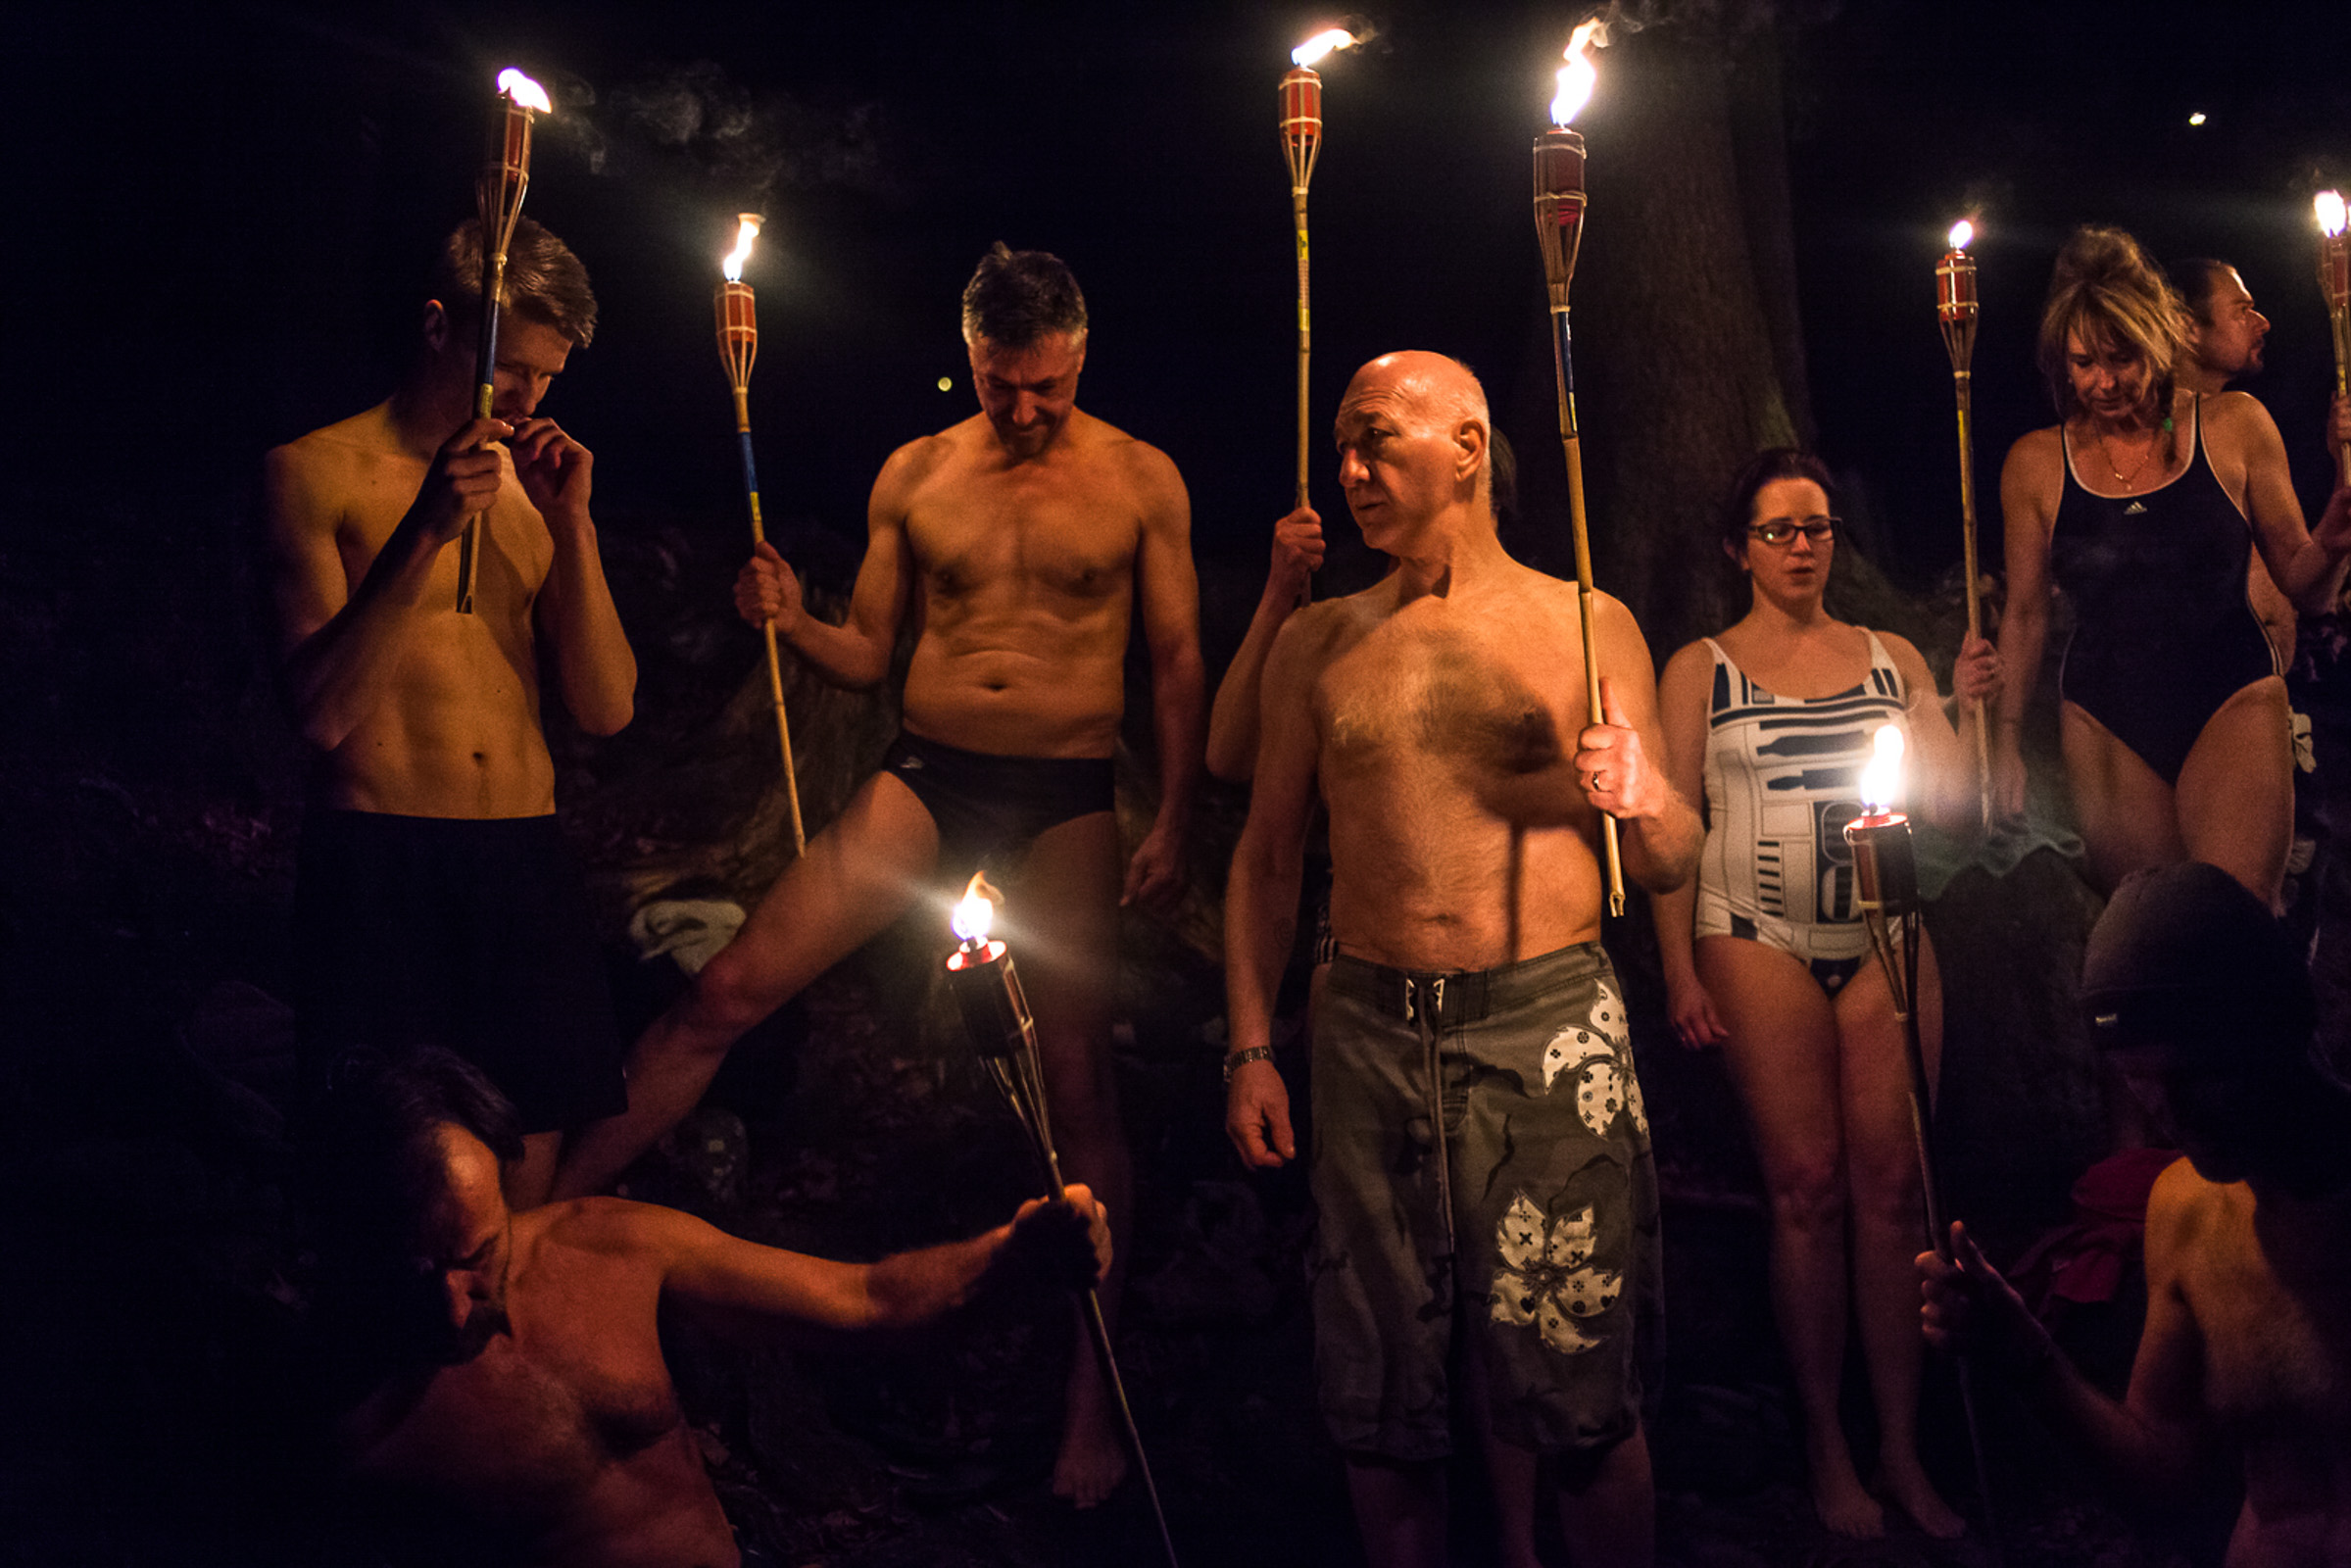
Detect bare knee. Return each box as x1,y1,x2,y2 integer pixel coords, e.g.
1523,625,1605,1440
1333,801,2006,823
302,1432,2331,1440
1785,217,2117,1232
666,951,781,1056
1847,1153,1922,1228
1766,1156,1845,1236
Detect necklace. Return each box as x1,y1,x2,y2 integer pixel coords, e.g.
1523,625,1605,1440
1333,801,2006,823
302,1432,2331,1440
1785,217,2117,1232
2094,426,2159,490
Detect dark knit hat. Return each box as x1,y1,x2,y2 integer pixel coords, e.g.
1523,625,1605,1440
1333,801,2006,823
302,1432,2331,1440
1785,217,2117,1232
2080,861,2313,1053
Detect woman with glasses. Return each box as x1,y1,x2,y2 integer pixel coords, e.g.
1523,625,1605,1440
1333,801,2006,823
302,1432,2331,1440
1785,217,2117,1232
1994,224,2351,906
1651,448,1996,1541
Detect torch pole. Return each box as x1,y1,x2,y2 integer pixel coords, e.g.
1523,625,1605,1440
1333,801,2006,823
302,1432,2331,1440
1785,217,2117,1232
716,274,806,856
1534,126,1624,916
1281,66,1325,598
1845,814,2003,1563
944,936,1179,1568
1936,243,1992,827
460,85,541,615
2320,220,2351,487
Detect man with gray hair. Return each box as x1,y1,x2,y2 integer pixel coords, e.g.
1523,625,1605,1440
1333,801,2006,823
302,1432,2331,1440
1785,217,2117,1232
557,244,1203,1507
1225,351,1699,1568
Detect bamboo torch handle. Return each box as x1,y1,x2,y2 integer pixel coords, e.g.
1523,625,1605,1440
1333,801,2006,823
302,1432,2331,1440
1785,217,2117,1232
1294,192,1312,511
733,390,806,858
1954,372,1992,829
1553,312,1624,916
2331,308,2351,488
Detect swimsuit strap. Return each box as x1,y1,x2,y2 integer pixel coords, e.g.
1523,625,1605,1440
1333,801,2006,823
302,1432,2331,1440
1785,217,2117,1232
1861,628,1906,707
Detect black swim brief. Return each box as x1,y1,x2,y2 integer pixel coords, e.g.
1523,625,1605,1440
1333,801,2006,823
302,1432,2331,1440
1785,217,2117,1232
879,730,1116,878
294,810,628,1134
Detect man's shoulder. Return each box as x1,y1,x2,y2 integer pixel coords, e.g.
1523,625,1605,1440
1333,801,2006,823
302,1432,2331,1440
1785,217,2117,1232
523,1194,686,1264
2146,1153,2234,1250
1065,412,1183,491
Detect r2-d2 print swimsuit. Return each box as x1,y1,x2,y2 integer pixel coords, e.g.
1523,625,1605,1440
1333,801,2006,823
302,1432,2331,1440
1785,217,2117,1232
1692,631,1911,993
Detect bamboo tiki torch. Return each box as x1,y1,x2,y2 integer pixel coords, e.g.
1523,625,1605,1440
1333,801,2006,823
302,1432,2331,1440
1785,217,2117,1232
715,215,806,857
2318,191,2350,488
1533,23,1624,916
1936,220,1993,827
457,69,551,615
1281,27,1357,538
1842,728,2003,1563
943,877,1179,1568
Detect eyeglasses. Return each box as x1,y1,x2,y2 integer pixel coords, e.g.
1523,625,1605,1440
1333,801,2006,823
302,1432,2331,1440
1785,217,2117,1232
1747,517,1837,547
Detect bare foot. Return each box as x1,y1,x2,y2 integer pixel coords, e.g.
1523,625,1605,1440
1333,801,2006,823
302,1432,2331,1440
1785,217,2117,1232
1052,1356,1128,1509
1883,1456,1965,1539
1807,1439,1885,1540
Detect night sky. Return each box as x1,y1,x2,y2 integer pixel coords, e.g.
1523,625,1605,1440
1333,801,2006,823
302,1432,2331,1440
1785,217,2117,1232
12,0,2351,615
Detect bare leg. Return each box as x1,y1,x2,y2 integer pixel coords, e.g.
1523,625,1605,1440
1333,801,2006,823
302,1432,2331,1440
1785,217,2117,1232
552,775,941,1200
2176,677,2293,911
1835,939,1963,1539
1698,937,1880,1538
1345,1457,1448,1568
505,1131,560,1211
1010,810,1133,1508
1555,1424,1654,1568
2058,703,2187,897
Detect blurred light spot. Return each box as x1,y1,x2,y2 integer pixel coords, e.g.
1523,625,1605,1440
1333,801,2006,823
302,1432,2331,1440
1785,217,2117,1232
2188,112,2208,126
937,376,953,391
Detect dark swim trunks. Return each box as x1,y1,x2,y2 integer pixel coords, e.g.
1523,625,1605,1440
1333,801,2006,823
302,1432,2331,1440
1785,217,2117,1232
294,810,627,1134
1309,945,1662,1462
879,730,1115,878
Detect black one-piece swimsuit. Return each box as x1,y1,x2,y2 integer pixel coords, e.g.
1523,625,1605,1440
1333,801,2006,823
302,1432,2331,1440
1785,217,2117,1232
2050,397,2278,785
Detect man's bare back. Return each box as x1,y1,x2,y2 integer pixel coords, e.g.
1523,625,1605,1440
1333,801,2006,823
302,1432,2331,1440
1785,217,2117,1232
2148,1162,2351,1567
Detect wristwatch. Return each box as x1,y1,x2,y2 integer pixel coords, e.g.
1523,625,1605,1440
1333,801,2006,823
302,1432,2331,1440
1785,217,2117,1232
1222,1045,1276,1084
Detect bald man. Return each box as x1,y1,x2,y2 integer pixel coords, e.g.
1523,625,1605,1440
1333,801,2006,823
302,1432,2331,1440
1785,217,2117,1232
1223,353,1700,1568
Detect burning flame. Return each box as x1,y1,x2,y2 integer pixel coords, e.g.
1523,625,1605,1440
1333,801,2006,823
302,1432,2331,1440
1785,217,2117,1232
722,214,762,283
497,69,553,115
1550,17,1607,127
2318,190,2347,239
1293,27,1358,68
1858,724,1906,815
952,871,1003,945
1948,219,1975,251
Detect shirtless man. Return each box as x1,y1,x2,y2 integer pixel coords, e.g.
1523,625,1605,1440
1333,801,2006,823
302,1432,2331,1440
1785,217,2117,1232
266,219,637,1210
1920,860,2351,1568
2173,259,2294,666
309,1047,1108,1568
1224,353,1700,1568
555,244,1202,1505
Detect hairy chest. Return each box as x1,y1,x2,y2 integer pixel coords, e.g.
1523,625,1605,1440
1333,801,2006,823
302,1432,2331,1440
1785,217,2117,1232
1321,620,1579,787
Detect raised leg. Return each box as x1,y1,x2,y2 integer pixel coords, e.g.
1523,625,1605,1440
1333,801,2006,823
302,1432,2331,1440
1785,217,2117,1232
552,773,941,1200
1835,936,1964,1539
1697,936,1880,1538
1008,808,1133,1507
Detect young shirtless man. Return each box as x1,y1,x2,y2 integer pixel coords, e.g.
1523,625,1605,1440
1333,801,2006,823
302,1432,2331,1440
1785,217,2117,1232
266,219,637,1211
1921,860,2351,1568
310,1047,1108,1568
1223,352,1700,1568
555,245,1203,1506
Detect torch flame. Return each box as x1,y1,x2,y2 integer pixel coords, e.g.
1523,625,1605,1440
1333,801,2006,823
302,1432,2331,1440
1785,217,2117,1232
496,68,553,115
951,871,1003,945
1858,724,1907,814
722,214,762,283
1550,17,1606,127
1948,219,1975,251
1292,27,1358,68
2319,190,2347,239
